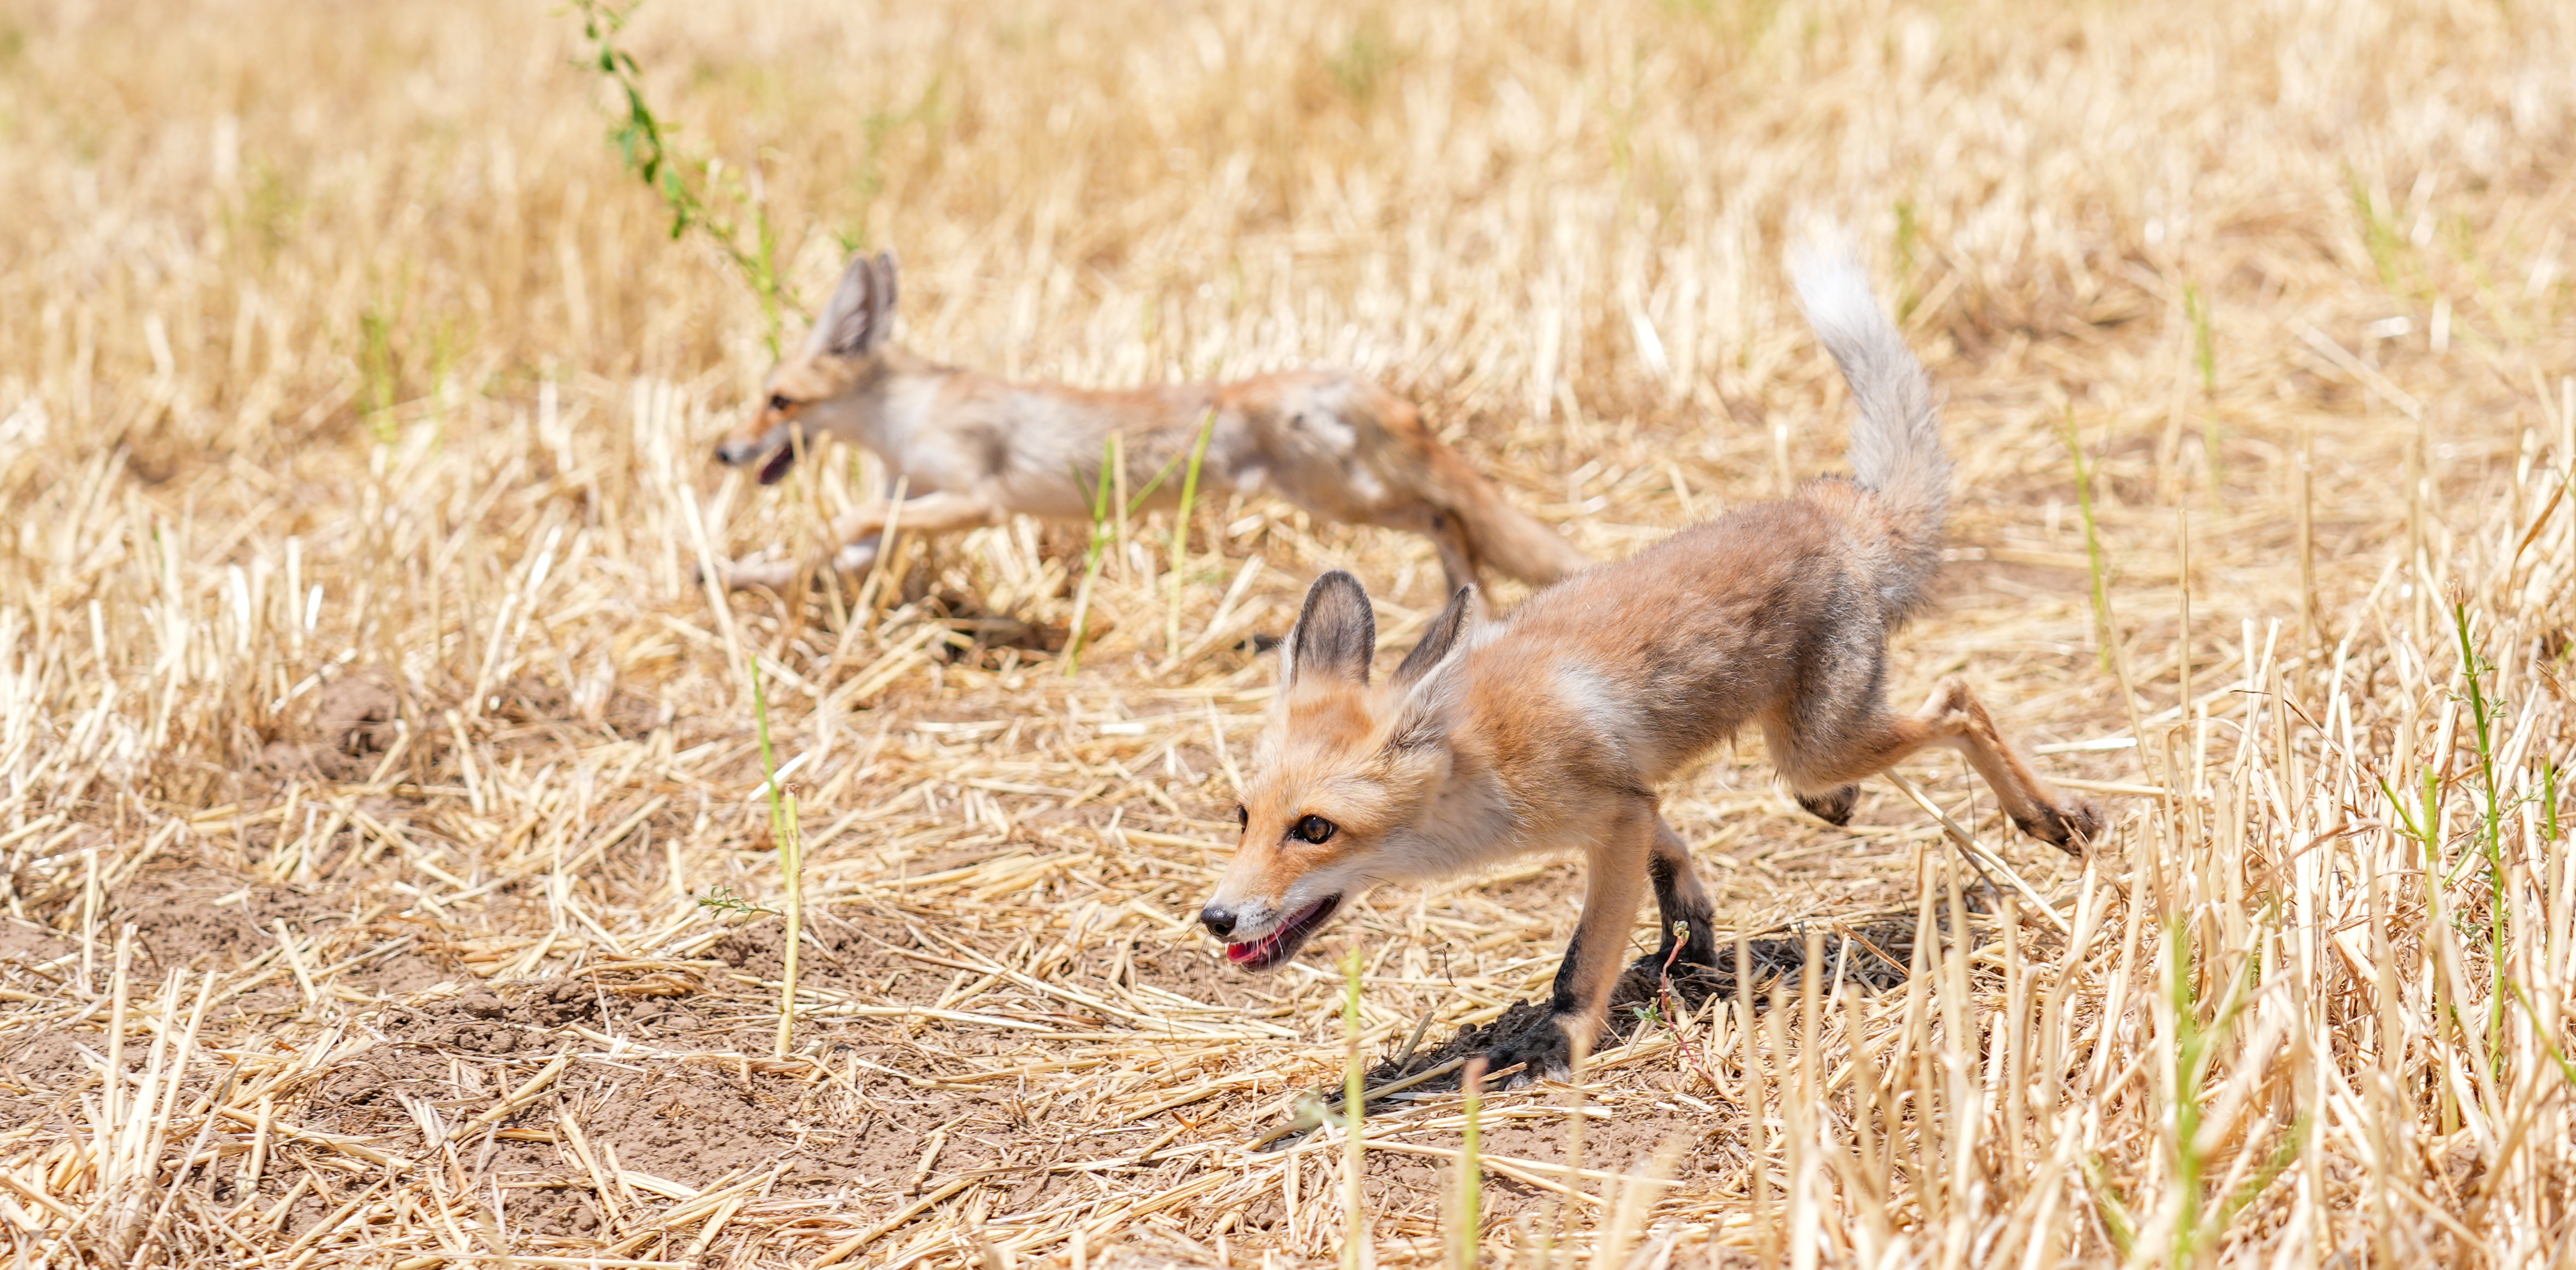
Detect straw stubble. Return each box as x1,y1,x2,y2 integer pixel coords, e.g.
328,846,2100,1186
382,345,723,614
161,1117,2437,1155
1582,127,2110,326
0,0,2570,1265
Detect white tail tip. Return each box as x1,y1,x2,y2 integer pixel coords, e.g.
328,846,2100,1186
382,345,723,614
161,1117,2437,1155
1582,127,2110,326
1788,224,1885,343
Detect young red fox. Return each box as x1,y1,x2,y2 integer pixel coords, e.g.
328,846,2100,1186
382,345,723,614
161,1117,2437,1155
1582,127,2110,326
712,252,1590,595
1198,243,2101,1076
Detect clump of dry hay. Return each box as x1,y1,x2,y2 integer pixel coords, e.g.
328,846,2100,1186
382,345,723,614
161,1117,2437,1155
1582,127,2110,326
2,0,2573,1266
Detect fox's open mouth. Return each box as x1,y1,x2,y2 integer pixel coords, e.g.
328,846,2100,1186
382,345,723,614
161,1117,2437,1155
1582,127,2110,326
1225,894,1341,971
756,443,799,486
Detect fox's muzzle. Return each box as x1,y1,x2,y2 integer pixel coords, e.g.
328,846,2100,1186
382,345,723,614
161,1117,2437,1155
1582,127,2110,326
715,422,802,485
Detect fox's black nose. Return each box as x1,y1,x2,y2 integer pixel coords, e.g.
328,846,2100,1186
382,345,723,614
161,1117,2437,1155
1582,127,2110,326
1199,906,1236,939
715,440,750,466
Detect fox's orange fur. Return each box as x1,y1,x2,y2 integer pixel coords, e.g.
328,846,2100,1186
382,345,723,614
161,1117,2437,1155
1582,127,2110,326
1199,243,2100,1076
713,252,1589,594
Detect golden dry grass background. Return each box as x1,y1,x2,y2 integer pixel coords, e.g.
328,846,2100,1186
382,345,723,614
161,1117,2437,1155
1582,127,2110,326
3,0,2574,1265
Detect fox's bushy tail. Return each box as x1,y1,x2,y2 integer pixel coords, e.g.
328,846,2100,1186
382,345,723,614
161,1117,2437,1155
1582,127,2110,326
1791,239,1950,618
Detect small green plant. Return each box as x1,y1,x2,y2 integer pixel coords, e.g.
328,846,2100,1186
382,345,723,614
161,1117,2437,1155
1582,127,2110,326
844,75,948,248
569,0,793,354
358,306,399,444
693,885,775,918
2450,600,2510,1065
1326,16,1394,107
747,656,804,1058
2162,913,2266,1266
2380,761,2472,1139
2346,168,2407,296
2213,1114,2305,1238
1061,434,1189,675
1343,944,1368,1270
2061,411,2118,674
2183,282,2216,394
2085,1154,2137,1258
2162,917,2206,1266
1164,407,1219,657
2546,760,2562,845
2184,282,2225,500
1450,1057,1485,1270
1062,436,1122,677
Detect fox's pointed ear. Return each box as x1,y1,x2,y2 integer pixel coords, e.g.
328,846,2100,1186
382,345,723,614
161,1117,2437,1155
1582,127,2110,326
1387,592,1472,751
1390,585,1476,691
1284,570,1375,689
811,253,890,358
871,250,899,318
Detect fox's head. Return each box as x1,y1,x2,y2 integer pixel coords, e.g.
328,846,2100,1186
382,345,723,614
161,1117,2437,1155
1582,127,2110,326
1199,571,1487,971
714,251,901,486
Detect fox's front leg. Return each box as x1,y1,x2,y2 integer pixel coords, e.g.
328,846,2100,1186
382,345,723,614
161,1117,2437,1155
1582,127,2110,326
722,488,1007,591
815,488,1009,578
825,487,1007,552
1485,804,1655,1080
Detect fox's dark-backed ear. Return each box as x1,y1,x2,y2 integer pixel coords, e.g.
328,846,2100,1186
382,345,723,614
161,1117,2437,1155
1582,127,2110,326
1285,570,1375,688
1390,586,1475,691
871,251,899,320
811,253,888,358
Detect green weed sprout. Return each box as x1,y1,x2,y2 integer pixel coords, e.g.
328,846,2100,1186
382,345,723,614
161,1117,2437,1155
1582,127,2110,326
748,656,804,1058
1451,1057,1485,1270
1344,944,1368,1270
1062,434,1189,675
1165,407,1219,658
2061,412,2118,674
570,0,792,355
694,885,775,918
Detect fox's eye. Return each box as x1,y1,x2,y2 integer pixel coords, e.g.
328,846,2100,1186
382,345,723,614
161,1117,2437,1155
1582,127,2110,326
1234,804,1249,830
1291,814,1337,845
768,393,794,412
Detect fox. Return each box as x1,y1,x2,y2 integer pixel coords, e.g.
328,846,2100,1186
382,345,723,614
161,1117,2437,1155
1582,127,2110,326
711,252,1591,596
1196,241,2101,1077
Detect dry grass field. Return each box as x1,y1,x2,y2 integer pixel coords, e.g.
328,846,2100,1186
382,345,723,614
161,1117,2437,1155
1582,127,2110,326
4,0,2574,1265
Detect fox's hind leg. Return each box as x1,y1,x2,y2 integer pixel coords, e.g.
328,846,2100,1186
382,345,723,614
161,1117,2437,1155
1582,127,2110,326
1793,785,1861,826
1917,679,2102,850
1647,817,1721,970
1765,677,2099,854
1420,508,1479,597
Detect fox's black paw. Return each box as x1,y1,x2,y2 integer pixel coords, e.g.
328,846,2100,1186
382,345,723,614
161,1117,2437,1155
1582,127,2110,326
1480,1013,1576,1085
2015,796,2102,856
1796,784,1860,827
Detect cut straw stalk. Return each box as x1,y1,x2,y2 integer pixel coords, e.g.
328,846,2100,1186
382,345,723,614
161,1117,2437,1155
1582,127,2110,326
1166,406,1219,658
1062,434,1121,676
1066,433,1193,674
7,3,2576,1264
749,656,803,1057
1342,944,1367,1270
1449,1058,1485,1270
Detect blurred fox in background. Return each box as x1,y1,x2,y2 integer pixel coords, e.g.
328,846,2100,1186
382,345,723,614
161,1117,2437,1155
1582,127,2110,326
1197,238,2100,1076
712,252,1590,596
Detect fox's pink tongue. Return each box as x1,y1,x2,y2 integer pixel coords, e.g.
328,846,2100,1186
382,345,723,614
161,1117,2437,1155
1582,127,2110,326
1225,937,1267,964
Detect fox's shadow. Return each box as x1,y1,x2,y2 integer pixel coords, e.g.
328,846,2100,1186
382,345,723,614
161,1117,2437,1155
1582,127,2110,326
1254,913,1962,1147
